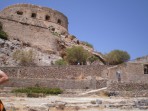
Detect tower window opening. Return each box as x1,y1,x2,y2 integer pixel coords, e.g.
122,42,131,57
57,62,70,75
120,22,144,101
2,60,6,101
45,15,50,21
52,28,55,31
31,13,37,18
16,11,23,15
57,19,62,25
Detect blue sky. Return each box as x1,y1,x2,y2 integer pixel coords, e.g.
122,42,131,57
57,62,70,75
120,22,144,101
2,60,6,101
0,0,148,60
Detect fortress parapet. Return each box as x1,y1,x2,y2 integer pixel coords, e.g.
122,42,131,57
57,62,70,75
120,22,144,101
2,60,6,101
0,4,68,34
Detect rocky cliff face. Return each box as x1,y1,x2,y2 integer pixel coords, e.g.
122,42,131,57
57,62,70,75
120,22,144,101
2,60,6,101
0,38,62,66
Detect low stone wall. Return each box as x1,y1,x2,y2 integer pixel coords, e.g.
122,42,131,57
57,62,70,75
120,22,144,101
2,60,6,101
110,90,148,97
107,81,148,97
107,81,148,91
2,78,107,89
0,65,106,79
0,65,107,89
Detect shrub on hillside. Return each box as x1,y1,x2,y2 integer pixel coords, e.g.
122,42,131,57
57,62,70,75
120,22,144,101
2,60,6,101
13,49,36,66
81,41,93,48
88,55,99,63
0,22,8,40
65,46,90,65
55,59,68,66
105,50,130,65
0,31,8,40
69,35,76,40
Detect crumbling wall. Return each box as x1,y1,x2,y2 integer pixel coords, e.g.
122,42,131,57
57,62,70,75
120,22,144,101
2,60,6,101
102,63,148,82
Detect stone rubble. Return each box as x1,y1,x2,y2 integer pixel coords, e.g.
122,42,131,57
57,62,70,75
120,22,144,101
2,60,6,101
0,95,148,111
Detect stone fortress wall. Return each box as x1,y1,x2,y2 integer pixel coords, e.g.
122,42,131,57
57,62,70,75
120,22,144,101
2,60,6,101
0,65,107,89
0,4,68,32
0,4,69,53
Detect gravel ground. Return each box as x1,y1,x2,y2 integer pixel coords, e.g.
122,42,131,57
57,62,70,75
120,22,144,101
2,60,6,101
1,96,148,111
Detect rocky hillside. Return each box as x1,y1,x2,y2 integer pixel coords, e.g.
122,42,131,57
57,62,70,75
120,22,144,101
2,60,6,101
0,4,106,66
0,38,62,66
0,34,105,66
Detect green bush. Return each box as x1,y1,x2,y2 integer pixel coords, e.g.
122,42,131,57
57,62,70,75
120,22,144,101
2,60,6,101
105,50,130,65
81,41,93,48
12,87,63,95
0,22,8,40
65,46,90,65
70,35,76,40
13,49,36,66
0,31,8,40
55,59,67,66
88,55,99,63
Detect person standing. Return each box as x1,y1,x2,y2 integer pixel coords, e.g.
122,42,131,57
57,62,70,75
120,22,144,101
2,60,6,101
116,70,121,82
0,70,9,111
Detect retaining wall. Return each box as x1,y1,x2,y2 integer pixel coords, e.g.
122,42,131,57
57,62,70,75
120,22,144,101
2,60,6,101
0,65,107,89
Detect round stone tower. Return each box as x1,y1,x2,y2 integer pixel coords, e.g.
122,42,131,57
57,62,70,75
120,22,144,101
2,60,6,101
0,4,69,53
0,4,68,34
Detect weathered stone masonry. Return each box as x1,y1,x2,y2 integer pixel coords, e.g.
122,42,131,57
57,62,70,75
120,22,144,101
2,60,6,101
0,4,68,53
104,62,148,97
0,65,107,89
0,4,68,31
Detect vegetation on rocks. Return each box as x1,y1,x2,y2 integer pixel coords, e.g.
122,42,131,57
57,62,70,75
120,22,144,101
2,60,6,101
55,59,67,66
81,41,93,48
105,50,130,65
88,55,99,63
65,46,90,65
13,49,36,66
69,35,76,40
0,21,8,40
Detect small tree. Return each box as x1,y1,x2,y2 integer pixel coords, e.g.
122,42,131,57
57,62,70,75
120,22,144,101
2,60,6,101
65,46,90,65
105,50,130,65
13,49,36,66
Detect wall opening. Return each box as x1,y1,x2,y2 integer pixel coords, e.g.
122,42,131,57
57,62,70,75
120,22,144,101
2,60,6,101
31,13,37,18
16,11,23,15
45,15,50,21
144,64,148,74
51,28,55,31
57,19,62,25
